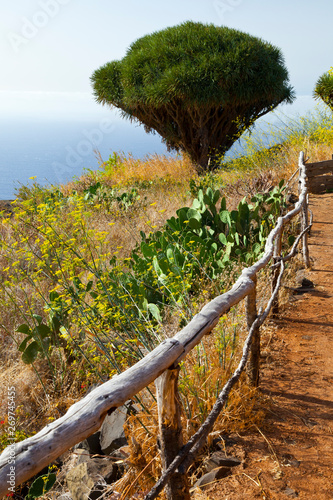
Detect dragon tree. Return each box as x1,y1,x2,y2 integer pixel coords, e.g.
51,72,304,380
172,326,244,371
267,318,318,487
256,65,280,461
91,21,295,171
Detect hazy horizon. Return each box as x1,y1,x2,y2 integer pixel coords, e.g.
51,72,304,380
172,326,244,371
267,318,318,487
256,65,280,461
0,91,319,122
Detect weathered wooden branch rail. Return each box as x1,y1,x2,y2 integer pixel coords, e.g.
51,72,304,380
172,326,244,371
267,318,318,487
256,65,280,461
0,151,320,498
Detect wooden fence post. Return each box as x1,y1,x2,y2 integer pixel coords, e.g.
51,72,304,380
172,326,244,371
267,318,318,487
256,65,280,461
302,194,311,268
155,366,190,500
272,231,282,317
245,276,260,387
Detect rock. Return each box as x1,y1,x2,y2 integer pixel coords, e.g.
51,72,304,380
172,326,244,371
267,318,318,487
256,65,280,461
205,451,241,472
193,467,231,490
282,454,300,468
299,277,314,288
66,453,117,500
81,453,117,483
211,434,238,450
301,335,312,341
295,271,314,291
283,486,299,497
285,277,315,295
72,448,89,461
99,406,128,455
74,431,102,456
66,462,95,500
91,458,118,484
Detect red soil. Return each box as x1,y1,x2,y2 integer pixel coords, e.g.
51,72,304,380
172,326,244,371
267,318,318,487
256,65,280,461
205,193,333,499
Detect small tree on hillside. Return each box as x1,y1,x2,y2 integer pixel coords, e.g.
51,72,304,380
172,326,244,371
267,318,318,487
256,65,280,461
91,21,294,171
314,68,333,112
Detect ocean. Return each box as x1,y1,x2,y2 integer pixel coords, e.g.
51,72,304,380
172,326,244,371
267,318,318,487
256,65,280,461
0,116,170,200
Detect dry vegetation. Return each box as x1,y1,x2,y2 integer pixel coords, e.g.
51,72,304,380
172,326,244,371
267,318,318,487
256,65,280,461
0,107,332,497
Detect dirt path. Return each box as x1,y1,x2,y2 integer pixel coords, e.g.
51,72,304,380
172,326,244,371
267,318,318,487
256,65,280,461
205,193,333,499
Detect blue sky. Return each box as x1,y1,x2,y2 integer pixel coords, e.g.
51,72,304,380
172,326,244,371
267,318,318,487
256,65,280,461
1,0,333,119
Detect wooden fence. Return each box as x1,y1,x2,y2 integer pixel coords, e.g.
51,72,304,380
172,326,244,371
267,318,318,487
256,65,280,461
0,152,318,499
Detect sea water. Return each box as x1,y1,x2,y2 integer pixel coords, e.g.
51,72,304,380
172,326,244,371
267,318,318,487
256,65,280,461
0,116,169,200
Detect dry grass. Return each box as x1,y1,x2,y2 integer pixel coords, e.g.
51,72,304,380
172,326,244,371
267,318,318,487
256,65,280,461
105,153,196,187
62,153,196,193
114,377,268,496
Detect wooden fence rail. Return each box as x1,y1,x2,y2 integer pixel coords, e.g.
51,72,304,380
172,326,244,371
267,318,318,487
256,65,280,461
0,152,313,499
